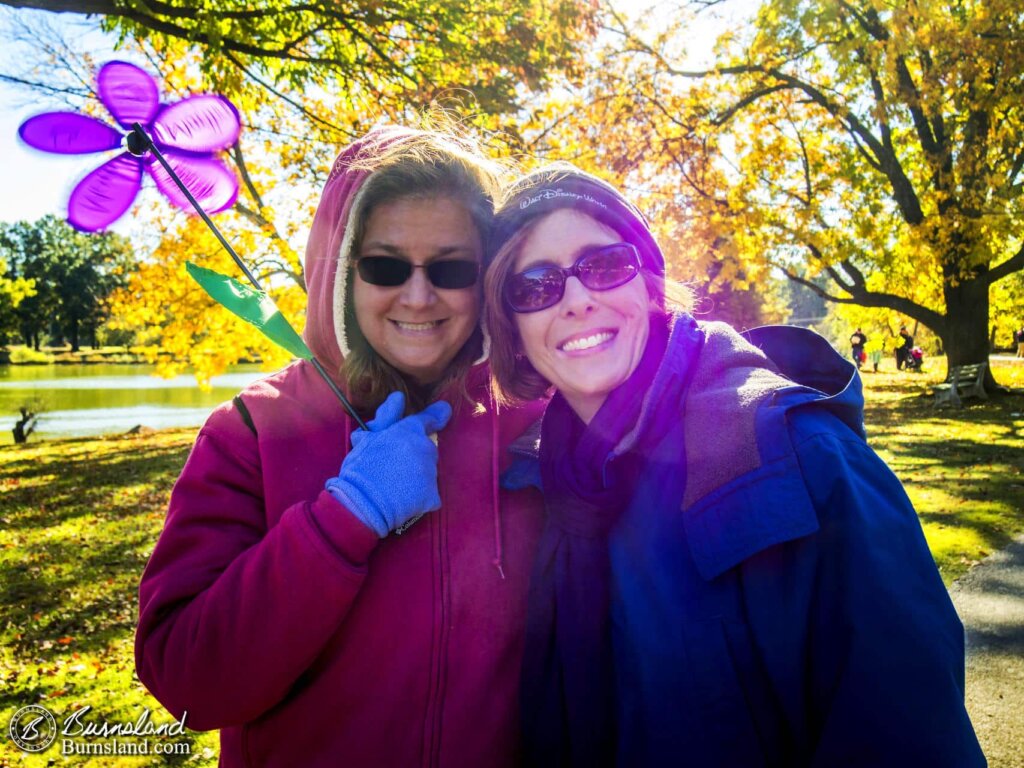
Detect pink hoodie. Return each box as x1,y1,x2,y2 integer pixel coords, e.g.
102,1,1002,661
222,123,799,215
135,129,547,767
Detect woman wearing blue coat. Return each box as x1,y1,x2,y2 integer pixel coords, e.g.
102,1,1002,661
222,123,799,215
483,164,985,767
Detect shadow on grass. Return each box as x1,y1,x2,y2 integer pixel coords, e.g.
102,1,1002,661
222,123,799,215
1,438,191,532
1,433,193,679
916,504,1019,563
2,531,155,658
0,433,215,764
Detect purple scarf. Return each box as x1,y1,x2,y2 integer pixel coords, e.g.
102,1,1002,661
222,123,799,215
521,317,669,767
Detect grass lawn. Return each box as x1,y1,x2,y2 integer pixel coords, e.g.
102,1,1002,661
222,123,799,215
860,357,1024,584
1,430,215,766
1,358,1022,765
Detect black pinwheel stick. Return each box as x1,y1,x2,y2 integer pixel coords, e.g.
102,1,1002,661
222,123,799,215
127,123,368,431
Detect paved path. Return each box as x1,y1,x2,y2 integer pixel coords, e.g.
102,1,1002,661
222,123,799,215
949,533,1024,768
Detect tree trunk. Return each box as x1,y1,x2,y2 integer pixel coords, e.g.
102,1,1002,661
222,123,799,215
941,273,998,388
13,408,37,444
68,317,80,353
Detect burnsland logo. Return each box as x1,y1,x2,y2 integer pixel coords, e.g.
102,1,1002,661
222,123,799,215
8,705,57,752
61,706,187,738
8,704,190,756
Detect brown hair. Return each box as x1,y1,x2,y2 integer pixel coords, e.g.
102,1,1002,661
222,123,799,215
484,211,693,405
340,129,506,416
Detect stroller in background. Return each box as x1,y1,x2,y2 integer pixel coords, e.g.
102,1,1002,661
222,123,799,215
904,347,924,371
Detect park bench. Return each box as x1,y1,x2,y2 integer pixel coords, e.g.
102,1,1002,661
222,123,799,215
933,361,989,409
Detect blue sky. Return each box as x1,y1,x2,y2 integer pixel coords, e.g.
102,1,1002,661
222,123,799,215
0,11,130,226
1,102,96,224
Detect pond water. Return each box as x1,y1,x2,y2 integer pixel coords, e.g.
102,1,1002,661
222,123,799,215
0,363,272,445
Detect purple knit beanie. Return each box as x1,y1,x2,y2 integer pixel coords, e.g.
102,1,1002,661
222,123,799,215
490,163,666,286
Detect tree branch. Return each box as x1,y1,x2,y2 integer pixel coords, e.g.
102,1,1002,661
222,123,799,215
846,124,883,171
764,68,925,224
230,145,266,211
837,257,867,289
655,49,926,226
837,0,941,157
781,260,946,331
836,0,887,41
712,84,791,127
130,0,325,22
0,72,90,96
1,0,115,12
987,241,1024,285
222,51,350,136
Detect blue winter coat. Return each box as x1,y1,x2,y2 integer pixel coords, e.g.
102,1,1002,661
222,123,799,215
509,315,984,767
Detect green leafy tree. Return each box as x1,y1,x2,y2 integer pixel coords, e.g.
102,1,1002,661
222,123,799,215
0,216,133,351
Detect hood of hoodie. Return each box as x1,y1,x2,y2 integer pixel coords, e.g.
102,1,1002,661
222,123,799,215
613,315,863,510
302,126,491,379
304,127,397,375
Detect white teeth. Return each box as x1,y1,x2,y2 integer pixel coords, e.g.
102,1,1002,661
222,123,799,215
395,320,441,331
561,331,615,352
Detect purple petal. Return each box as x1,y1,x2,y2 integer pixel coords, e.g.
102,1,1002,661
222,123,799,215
148,150,239,214
67,153,142,231
97,60,160,129
152,95,241,152
19,112,122,155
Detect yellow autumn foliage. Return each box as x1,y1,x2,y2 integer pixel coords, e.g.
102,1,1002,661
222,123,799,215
521,0,1024,372
108,209,306,389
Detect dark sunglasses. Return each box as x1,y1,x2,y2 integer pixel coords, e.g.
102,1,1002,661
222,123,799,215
356,256,480,290
504,242,642,313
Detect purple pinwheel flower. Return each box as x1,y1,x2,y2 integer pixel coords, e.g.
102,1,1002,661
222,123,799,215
18,60,241,232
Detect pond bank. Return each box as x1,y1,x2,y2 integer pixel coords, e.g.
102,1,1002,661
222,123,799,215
0,362,268,445
2,345,265,366
2,345,144,366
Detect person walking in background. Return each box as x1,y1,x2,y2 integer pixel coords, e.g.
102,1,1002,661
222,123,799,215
1015,324,1024,358
896,325,914,370
869,347,882,372
850,327,867,370
865,335,883,373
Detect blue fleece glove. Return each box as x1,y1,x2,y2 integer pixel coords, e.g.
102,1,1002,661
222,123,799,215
325,391,452,537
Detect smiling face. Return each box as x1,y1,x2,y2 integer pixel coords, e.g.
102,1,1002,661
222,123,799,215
512,209,653,423
353,196,483,385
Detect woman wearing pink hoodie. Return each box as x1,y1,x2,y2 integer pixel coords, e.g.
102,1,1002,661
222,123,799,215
135,127,546,767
